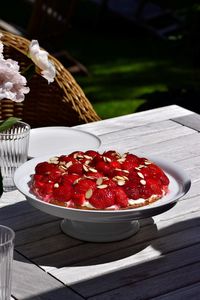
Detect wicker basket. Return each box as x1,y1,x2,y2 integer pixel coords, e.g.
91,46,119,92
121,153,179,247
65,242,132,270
0,30,101,128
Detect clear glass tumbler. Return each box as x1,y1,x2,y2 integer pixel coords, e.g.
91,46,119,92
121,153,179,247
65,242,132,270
0,121,30,192
0,225,15,300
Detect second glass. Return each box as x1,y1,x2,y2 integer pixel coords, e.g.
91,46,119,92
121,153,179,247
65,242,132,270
0,121,30,192
0,225,15,300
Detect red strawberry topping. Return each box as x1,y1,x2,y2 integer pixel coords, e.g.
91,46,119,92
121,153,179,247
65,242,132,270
74,179,96,194
89,188,115,209
31,150,170,210
113,187,129,207
53,182,73,202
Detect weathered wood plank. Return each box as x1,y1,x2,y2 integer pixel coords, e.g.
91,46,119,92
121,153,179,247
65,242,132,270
87,261,200,300
1,105,199,300
12,252,84,300
98,121,194,150
75,105,192,135
152,282,200,300
71,243,200,298
49,216,200,278
172,113,200,131
129,132,200,162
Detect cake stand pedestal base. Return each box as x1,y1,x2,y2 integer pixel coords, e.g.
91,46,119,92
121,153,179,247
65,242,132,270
60,219,140,242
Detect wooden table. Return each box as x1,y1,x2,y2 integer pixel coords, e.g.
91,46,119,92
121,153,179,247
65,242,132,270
1,104,200,300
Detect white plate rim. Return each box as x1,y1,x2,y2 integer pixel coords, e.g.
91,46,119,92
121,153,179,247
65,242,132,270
28,126,101,158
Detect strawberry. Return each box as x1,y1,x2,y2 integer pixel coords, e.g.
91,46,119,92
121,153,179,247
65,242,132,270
73,193,85,206
125,153,140,164
68,151,84,158
109,160,121,169
35,162,57,175
103,150,119,161
145,178,162,195
67,162,83,175
121,160,138,171
32,175,54,202
74,178,96,194
61,174,80,184
95,161,111,175
123,179,141,199
53,182,73,202
102,178,117,188
58,155,72,163
113,187,128,208
86,171,104,179
89,188,115,209
84,150,99,158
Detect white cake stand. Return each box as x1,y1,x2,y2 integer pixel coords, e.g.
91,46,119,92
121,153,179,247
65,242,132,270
14,155,191,242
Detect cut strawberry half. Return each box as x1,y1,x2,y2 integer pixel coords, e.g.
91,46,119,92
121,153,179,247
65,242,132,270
74,178,96,194
72,193,85,206
35,162,57,175
61,174,80,184
53,182,73,202
113,187,128,208
85,150,99,158
67,162,83,175
89,188,115,209
95,161,111,175
123,179,141,199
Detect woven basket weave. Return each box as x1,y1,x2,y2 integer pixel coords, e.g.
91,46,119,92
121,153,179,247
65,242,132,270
0,30,101,128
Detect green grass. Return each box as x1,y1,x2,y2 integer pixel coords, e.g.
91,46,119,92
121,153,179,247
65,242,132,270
1,0,200,119
60,0,200,119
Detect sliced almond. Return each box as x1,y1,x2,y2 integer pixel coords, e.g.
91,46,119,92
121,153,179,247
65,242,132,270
83,165,89,172
97,184,108,189
60,165,67,170
48,157,59,164
73,153,78,158
73,178,81,185
96,177,103,185
66,161,73,168
140,179,146,185
137,172,144,179
103,156,112,162
122,169,129,174
135,167,141,170
89,167,97,173
85,189,93,199
144,160,151,165
117,158,126,163
117,180,125,186
115,175,125,180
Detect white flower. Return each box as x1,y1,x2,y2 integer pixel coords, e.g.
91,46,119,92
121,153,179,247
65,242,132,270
0,33,4,60
0,58,30,102
29,40,56,84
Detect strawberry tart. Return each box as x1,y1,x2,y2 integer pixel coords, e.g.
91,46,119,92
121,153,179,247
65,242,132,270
30,150,170,210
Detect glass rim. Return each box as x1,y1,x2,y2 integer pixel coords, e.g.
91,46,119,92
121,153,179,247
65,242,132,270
0,225,15,246
0,121,30,136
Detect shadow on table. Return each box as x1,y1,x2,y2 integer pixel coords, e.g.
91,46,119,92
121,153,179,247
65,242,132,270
0,201,158,266
1,201,200,298
70,216,200,298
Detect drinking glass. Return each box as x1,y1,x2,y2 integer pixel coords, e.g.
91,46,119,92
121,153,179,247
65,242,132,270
0,121,30,191
0,225,15,300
